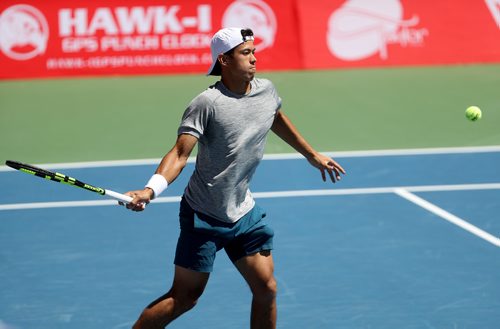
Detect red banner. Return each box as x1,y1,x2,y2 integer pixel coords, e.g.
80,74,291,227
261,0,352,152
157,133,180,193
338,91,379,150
296,0,500,69
0,0,300,79
1,0,499,79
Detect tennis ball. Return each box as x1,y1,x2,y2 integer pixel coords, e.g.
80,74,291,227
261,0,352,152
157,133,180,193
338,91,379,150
465,106,482,121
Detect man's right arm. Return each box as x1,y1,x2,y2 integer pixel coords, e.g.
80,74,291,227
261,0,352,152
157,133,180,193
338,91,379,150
126,133,198,211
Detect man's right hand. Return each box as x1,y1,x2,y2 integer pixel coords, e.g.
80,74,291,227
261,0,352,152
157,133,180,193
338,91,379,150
123,188,154,211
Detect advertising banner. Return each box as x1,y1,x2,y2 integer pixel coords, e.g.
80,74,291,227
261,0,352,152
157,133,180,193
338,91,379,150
0,0,300,79
1,0,499,79
296,0,500,69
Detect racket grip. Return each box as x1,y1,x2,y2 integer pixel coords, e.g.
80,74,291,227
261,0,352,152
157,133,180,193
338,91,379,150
105,189,133,203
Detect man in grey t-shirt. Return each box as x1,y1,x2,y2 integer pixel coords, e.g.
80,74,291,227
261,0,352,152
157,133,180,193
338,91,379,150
179,77,281,223
126,27,345,329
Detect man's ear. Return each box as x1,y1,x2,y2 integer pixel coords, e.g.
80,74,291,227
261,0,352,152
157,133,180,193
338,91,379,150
218,54,230,67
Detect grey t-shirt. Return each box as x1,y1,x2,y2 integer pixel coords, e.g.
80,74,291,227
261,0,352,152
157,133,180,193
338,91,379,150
178,78,282,223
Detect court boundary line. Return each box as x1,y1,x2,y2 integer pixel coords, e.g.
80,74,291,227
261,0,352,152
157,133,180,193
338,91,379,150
1,145,499,171
2,182,498,247
394,188,500,247
2,182,499,209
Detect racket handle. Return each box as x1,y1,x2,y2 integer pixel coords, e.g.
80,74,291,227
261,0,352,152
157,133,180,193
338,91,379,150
105,189,133,203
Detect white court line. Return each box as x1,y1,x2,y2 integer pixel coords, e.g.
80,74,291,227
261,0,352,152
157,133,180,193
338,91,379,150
252,183,500,198
1,183,499,210
394,188,500,248
0,199,122,210
1,145,499,171
0,196,181,211
2,183,498,247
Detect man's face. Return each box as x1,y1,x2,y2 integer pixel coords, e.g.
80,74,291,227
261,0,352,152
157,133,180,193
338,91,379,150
224,41,257,81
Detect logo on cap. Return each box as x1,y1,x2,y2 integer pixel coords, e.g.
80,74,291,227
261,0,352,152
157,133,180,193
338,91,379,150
327,0,428,61
222,0,276,51
0,4,49,61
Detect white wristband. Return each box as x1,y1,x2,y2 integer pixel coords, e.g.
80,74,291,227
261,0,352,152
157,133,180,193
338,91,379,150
145,174,168,199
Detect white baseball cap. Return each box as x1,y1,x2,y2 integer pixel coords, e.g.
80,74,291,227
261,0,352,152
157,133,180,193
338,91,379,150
207,27,254,76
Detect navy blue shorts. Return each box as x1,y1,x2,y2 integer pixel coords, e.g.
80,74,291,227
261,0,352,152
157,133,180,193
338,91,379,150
174,197,274,273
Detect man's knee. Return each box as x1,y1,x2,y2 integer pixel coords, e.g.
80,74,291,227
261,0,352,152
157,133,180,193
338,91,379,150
177,295,200,312
170,265,209,313
253,276,277,302
171,288,203,313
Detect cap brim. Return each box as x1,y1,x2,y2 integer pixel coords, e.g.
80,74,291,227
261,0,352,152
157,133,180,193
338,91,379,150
206,60,217,76
207,60,222,76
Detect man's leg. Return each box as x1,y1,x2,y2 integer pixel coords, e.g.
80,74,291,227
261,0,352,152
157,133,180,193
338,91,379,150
235,251,277,329
133,266,210,329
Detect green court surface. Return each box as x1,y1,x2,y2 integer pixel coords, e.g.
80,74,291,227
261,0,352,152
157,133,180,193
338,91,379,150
1,64,499,164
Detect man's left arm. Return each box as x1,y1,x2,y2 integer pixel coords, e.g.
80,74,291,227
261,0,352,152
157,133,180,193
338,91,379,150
271,110,346,182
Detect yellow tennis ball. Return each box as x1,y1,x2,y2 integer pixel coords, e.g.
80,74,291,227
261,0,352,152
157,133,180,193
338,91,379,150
465,106,482,121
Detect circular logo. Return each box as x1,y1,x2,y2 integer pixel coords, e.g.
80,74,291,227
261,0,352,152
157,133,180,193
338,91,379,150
327,0,402,61
222,0,277,51
0,4,49,61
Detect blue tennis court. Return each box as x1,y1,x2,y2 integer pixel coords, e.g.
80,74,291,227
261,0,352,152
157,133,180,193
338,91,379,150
1,147,499,329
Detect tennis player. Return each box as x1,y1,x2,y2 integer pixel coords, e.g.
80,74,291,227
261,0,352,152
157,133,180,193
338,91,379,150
125,27,346,329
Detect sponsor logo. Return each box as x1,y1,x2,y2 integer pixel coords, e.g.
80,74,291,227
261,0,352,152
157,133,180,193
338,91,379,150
221,0,277,51
485,0,500,28
327,0,428,61
58,5,213,53
83,184,105,194
0,4,49,60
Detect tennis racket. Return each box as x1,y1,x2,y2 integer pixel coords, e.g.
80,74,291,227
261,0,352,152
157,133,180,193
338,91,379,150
5,160,133,204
